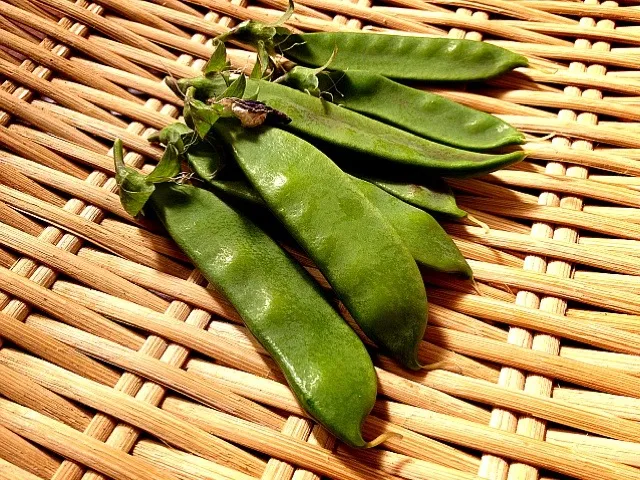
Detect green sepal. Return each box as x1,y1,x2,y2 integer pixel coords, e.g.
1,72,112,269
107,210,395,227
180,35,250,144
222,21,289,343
113,139,157,217
148,122,195,154
146,144,181,183
184,87,223,138
220,74,247,99
275,46,336,96
204,39,230,77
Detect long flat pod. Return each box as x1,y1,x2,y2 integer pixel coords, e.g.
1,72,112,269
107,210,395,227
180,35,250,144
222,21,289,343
280,32,528,82
349,176,472,279
243,80,525,177
150,183,377,447
325,70,524,150
215,121,428,369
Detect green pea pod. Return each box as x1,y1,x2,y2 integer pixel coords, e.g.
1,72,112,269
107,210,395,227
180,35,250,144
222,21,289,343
214,121,428,369
166,76,525,177
350,176,472,279
189,162,471,278
360,176,467,219
150,183,378,447
323,70,524,150
280,32,528,82
245,80,525,177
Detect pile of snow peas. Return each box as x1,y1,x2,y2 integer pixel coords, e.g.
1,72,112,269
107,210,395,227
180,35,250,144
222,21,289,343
114,3,527,449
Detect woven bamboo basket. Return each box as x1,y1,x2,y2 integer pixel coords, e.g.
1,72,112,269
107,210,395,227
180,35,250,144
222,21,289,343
3,0,640,479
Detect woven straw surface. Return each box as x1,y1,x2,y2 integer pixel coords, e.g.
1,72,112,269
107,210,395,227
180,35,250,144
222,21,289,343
1,1,640,479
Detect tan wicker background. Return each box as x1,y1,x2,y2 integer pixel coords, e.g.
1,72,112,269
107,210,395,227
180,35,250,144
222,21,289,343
1,1,640,479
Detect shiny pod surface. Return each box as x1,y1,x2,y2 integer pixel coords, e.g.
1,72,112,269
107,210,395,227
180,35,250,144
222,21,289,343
280,32,528,81
325,70,524,150
215,121,429,369
151,183,377,446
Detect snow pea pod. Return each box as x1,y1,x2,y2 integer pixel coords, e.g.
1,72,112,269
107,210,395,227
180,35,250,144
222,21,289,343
280,32,528,82
167,77,525,176
323,70,524,150
359,176,467,219
214,120,428,369
150,183,378,447
349,176,472,279
243,80,525,177
189,162,471,277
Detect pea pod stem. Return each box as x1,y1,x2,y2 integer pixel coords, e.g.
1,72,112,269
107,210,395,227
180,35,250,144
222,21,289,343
150,183,378,447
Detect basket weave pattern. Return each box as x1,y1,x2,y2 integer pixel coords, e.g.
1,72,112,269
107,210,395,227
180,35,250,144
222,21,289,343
0,1,640,480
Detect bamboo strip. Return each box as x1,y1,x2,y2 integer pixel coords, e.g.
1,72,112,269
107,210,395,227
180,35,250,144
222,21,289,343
0,28,140,102
65,58,181,106
467,259,640,316
0,125,88,178
54,79,177,130
106,16,216,61
0,222,168,310
427,288,640,355
75,248,245,317
560,346,640,375
482,88,640,121
7,126,115,173
30,100,163,160
88,35,201,79
0,265,144,349
0,185,189,276
403,0,576,23
553,389,640,422
0,57,119,125
0,349,268,476
0,362,91,431
0,1,161,80
456,198,640,240
445,224,640,275
35,0,179,57
0,399,180,480
426,326,640,398
0,458,45,480
0,423,59,479
0,162,65,207
546,430,640,468
371,7,573,45
0,87,105,152
483,169,640,207
91,0,190,37
574,270,640,290
523,142,640,177
0,154,138,221
566,309,640,332
261,417,313,480
132,440,257,480
0,310,119,385
97,221,187,260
